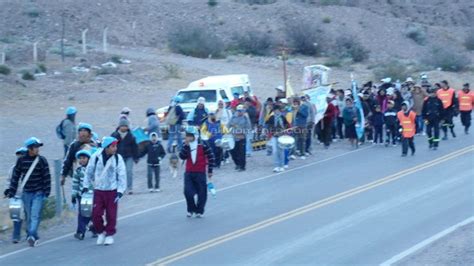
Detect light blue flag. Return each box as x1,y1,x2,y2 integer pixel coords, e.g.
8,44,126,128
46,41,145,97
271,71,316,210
351,80,365,139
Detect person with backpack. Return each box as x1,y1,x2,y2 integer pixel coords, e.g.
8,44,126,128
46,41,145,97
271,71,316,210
56,106,77,157
187,97,209,127
166,96,185,153
4,137,51,247
201,112,229,168
61,123,97,186
145,107,161,136
111,119,139,194
83,137,126,246
5,147,27,244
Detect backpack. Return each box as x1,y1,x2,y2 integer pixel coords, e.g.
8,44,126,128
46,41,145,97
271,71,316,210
55,119,66,139
166,106,178,126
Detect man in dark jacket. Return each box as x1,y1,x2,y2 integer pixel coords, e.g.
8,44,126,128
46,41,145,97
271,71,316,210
292,97,309,159
166,96,185,153
422,87,444,150
384,100,398,146
139,132,166,192
111,119,139,194
370,105,385,144
4,137,51,247
179,127,215,218
61,123,97,186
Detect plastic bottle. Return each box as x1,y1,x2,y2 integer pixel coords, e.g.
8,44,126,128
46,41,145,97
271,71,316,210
207,182,216,198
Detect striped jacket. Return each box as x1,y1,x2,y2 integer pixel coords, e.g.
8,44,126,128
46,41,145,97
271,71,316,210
71,166,92,198
9,155,51,196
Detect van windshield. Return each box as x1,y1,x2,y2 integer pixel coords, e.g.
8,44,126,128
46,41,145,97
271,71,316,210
231,86,245,96
178,90,217,103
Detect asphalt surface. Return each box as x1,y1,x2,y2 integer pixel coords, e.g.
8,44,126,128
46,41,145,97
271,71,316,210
0,134,473,265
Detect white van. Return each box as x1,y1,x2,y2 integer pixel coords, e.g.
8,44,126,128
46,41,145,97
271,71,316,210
157,74,253,121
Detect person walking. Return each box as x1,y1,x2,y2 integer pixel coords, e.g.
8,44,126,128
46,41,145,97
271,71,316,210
458,83,474,134
321,95,337,149
411,85,428,135
61,122,97,185
187,97,209,127
139,132,166,192
83,137,126,246
292,97,309,159
58,106,77,157
437,80,458,139
302,94,316,154
384,100,398,147
166,96,185,153
179,127,215,218
111,119,139,194
335,89,346,140
343,98,359,148
201,112,228,168
397,102,416,156
244,98,258,157
422,87,444,150
370,105,385,145
228,105,251,171
5,147,27,244
145,107,161,136
265,105,290,172
4,137,51,247
71,149,95,240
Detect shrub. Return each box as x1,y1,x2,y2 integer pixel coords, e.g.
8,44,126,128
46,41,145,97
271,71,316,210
0,64,11,75
324,57,342,67
24,9,41,18
168,23,225,58
231,30,274,56
36,63,47,73
110,55,122,64
322,16,331,23
41,197,56,220
208,0,218,6
373,61,412,81
333,35,369,62
405,26,426,45
422,46,470,72
465,31,474,51
164,64,180,79
22,71,35,80
285,19,324,56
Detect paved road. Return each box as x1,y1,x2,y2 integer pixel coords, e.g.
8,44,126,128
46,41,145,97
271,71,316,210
0,134,473,265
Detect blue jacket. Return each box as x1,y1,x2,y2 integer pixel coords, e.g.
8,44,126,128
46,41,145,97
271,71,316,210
187,107,209,127
370,111,384,127
293,104,309,127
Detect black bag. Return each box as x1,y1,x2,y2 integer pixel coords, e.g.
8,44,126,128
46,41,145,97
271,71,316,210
56,119,66,139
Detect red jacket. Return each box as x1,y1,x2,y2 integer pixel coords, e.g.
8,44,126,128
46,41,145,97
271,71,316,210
179,141,215,174
323,103,337,126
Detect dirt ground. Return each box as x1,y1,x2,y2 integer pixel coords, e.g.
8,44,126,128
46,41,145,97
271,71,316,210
398,222,474,266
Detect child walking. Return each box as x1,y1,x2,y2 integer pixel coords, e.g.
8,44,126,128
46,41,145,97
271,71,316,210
140,132,166,192
370,105,385,145
397,101,417,156
71,149,95,240
384,100,398,147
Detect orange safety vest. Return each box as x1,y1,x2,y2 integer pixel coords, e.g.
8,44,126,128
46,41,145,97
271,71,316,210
458,90,474,111
436,88,455,109
397,110,416,138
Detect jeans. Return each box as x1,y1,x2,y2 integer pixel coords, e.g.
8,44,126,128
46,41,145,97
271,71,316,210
271,137,285,168
294,126,307,156
336,117,344,139
167,124,183,153
305,123,314,153
124,157,134,191
402,137,415,155
184,172,207,215
64,144,69,158
147,165,160,189
245,129,254,156
22,191,45,240
374,125,383,144
415,115,424,134
77,200,92,234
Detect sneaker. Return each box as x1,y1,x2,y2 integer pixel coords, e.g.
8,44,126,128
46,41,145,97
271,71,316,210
187,212,194,218
74,233,85,240
237,168,245,172
305,152,310,156
284,165,289,169
278,167,285,172
149,189,154,193
289,155,296,160
154,188,161,192
452,132,456,138
300,156,306,160
27,236,38,247
196,213,204,218
127,191,133,195
96,233,106,245
442,136,448,140
104,236,114,246
401,154,407,157
422,132,426,136
411,150,415,156
273,167,280,173
12,239,20,244
433,146,438,150
392,144,397,147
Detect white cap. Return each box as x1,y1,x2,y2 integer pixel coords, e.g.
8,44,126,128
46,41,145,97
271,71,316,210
279,98,288,104
236,104,245,111
381,77,392,83
121,107,131,113
405,77,414,83
386,87,395,95
197,97,206,104
275,85,284,92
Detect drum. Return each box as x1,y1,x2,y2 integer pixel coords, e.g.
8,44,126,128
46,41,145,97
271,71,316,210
277,135,295,149
221,134,235,150
9,197,23,221
80,192,94,218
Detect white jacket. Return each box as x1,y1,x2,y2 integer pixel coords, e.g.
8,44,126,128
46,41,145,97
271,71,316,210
84,149,126,193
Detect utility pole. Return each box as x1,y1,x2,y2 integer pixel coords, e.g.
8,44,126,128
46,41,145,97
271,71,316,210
82,29,88,54
278,46,291,96
60,12,66,62
33,41,39,63
103,26,108,53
